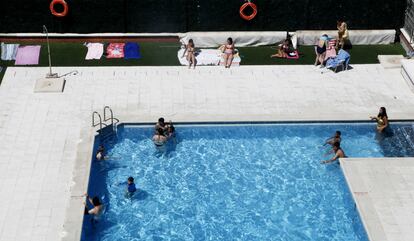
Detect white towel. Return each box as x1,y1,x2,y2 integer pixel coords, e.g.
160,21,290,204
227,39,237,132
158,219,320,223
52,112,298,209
178,48,241,66
1,42,20,60
85,43,104,60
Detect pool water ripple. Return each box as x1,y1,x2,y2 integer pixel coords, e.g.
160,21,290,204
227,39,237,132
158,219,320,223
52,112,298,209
82,123,414,240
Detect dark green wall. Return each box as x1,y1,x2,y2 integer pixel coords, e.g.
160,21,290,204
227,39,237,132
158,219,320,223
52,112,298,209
0,0,406,33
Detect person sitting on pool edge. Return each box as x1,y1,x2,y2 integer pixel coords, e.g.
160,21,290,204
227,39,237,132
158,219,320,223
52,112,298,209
126,176,137,197
152,128,168,146
370,107,389,133
324,131,341,146
321,142,347,164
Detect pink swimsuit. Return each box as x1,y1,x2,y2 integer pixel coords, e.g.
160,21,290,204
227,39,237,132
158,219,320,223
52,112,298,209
224,44,233,54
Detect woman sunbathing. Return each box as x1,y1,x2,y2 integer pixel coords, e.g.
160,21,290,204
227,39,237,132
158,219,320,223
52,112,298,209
271,39,293,58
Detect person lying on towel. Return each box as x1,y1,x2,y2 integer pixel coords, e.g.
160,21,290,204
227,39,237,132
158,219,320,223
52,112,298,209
271,38,296,58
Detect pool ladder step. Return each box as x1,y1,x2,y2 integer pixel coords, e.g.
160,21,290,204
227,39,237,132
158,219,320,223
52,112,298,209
92,106,120,141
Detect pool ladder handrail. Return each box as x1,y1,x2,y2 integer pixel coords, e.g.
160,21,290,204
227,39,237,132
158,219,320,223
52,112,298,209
103,106,120,128
92,111,107,132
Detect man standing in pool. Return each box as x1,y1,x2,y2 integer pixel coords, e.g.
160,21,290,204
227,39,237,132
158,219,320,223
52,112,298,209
321,142,347,164
155,118,175,136
155,118,168,132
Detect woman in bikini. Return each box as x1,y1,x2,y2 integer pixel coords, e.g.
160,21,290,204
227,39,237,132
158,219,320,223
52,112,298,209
222,37,235,68
271,39,292,58
370,107,389,133
182,39,196,69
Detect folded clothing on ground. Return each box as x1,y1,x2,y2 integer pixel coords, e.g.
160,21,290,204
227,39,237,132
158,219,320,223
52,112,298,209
85,43,104,60
15,45,41,65
1,43,20,61
124,42,141,59
106,43,125,58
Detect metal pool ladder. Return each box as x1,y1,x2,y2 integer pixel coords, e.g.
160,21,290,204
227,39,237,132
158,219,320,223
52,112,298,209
92,106,119,134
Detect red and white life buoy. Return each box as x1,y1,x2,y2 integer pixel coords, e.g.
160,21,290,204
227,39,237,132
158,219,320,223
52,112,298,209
50,0,68,17
239,1,257,21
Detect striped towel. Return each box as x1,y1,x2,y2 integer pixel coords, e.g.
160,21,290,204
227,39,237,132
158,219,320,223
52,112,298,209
1,42,20,60
327,39,336,50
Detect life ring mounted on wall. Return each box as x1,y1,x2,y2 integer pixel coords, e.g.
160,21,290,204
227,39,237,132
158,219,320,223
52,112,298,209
50,0,69,17
239,0,257,21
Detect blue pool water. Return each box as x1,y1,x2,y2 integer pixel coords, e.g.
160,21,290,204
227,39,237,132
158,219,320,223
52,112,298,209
82,122,414,241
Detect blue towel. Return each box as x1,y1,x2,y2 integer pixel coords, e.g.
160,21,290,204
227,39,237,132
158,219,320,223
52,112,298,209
337,49,350,61
326,49,350,68
124,42,141,59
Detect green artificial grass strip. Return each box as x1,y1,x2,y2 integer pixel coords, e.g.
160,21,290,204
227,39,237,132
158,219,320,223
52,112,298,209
239,44,406,65
0,41,406,85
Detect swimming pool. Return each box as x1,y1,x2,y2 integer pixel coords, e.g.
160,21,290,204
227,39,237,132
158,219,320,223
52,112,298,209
81,122,414,241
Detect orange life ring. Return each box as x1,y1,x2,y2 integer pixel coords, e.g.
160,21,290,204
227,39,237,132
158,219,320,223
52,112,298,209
50,0,68,17
239,2,257,21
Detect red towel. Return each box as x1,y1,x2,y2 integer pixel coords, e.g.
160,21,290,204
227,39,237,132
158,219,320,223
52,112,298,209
106,43,125,58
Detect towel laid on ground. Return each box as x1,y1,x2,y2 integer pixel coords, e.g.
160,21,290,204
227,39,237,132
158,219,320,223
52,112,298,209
124,42,141,59
178,48,241,66
106,43,125,58
85,43,104,60
1,43,20,60
15,45,41,65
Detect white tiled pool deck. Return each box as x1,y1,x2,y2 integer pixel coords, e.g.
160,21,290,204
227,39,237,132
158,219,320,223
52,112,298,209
341,158,414,241
0,65,414,241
